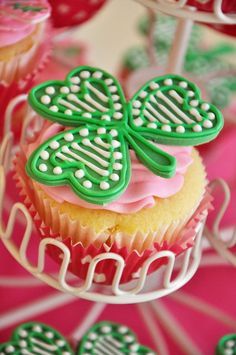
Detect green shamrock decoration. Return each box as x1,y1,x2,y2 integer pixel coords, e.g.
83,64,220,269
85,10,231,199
216,334,236,355
0,322,73,354
26,66,223,205
77,321,156,354
13,3,45,12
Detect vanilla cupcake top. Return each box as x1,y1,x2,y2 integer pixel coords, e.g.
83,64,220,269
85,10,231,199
0,1,51,46
26,66,223,207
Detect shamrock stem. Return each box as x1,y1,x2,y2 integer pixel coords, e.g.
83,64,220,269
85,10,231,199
125,128,176,179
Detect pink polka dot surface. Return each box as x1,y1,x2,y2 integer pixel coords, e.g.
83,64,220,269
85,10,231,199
48,0,107,28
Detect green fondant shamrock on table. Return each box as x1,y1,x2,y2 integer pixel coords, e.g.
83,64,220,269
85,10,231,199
216,334,236,355
77,321,156,354
0,321,156,354
0,322,73,354
26,66,223,205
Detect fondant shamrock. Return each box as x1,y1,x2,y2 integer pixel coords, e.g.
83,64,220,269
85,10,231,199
77,321,156,354
216,333,236,355
0,322,73,354
26,66,223,205
0,1,51,24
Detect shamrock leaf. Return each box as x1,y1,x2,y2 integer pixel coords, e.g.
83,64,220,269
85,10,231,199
129,74,223,146
29,66,127,127
26,66,223,205
26,126,131,205
0,322,73,354
77,321,156,354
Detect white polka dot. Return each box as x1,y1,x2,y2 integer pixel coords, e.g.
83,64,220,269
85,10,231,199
102,115,111,121
133,117,143,126
5,345,15,353
110,129,118,137
19,330,28,337
101,326,112,333
113,163,122,170
188,91,194,97
203,120,213,128
201,103,210,111
70,76,80,84
224,349,234,355
64,133,74,142
132,109,140,116
164,78,173,86
75,170,84,179
161,124,171,132
33,325,42,332
40,151,49,160
179,81,188,88
226,340,235,348
112,95,119,101
84,342,93,349
113,152,122,159
19,340,27,348
118,326,128,334
124,335,134,343
93,71,103,79
56,340,65,347
97,128,106,134
176,126,185,133
46,332,54,339
140,91,147,98
190,100,198,107
100,181,110,190
50,105,59,112
133,100,141,108
80,71,91,79
41,95,51,105
88,333,97,340
112,140,121,148
114,103,122,110
147,123,157,129
60,86,70,94
208,112,215,120
83,180,92,188
113,112,122,120
57,4,70,13
70,85,80,93
82,138,90,146
109,86,117,93
82,113,92,118
65,109,72,115
193,124,202,132
61,146,69,153
110,173,119,181
80,128,89,137
67,93,76,101
53,167,62,175
130,344,139,351
105,78,113,85
45,86,55,95
50,141,59,149
39,164,47,172
150,82,159,90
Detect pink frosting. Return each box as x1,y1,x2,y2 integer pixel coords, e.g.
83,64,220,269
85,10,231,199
27,123,193,214
0,17,35,46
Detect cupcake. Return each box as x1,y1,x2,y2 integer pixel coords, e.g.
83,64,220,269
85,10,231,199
15,66,223,284
0,1,51,139
0,1,51,85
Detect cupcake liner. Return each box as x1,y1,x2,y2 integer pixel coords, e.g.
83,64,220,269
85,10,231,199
14,150,213,285
0,26,52,140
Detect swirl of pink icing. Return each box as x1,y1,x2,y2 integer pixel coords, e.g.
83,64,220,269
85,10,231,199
0,17,35,46
27,123,193,214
